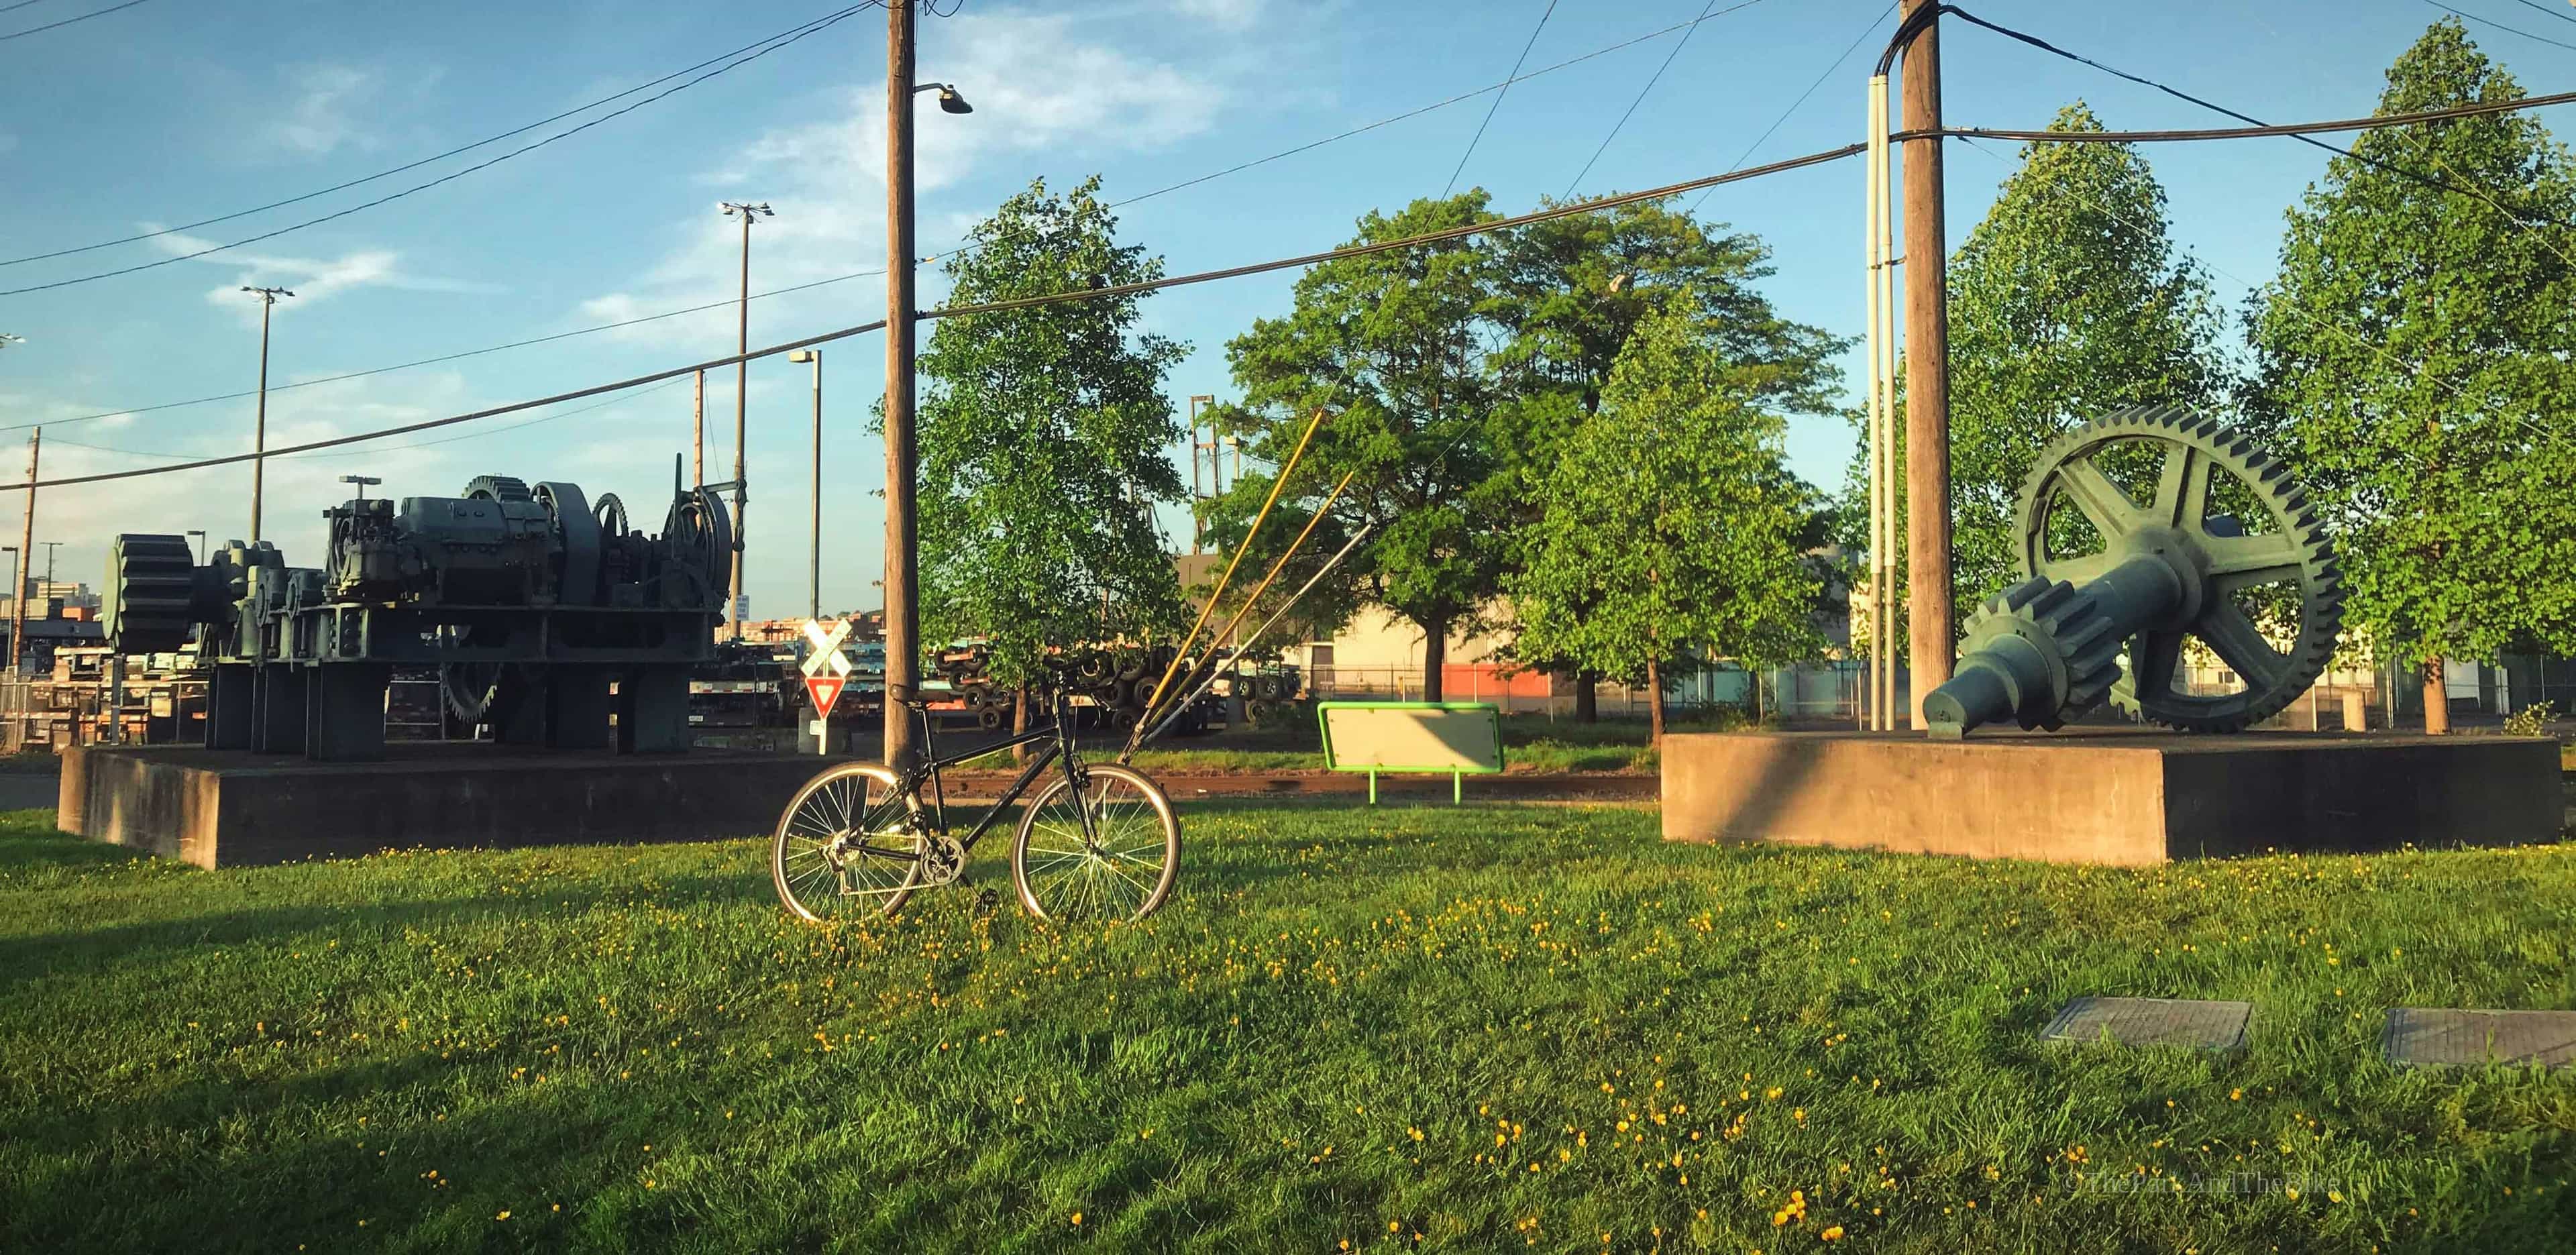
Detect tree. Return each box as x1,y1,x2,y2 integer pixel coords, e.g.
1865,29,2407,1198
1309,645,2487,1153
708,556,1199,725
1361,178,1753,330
1510,295,1827,743
1834,103,2229,667
900,175,1189,731
2247,19,2576,732
1211,193,1510,702
1490,197,1844,717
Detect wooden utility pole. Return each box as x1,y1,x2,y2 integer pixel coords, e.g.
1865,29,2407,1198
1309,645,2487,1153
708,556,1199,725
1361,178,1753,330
692,368,706,488
882,0,921,771
1898,0,1953,726
11,428,35,673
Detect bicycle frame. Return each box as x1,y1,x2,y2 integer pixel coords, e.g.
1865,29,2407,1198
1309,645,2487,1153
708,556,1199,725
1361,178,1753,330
892,689,1097,853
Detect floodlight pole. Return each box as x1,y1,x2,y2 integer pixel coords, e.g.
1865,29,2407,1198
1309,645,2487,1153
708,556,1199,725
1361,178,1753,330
242,286,294,543
9,430,34,673
719,202,772,637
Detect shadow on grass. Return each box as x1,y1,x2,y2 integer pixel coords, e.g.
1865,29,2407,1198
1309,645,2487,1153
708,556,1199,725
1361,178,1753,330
0,811,141,872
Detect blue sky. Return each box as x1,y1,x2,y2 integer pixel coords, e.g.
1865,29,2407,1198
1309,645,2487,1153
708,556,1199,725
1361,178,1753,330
1,0,2570,617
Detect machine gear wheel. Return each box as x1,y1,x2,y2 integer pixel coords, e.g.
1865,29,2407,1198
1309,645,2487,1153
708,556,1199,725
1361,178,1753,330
2016,404,2342,732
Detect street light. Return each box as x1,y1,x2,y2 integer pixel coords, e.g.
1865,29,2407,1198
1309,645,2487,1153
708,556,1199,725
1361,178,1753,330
916,83,973,114
340,474,381,502
788,349,824,622
240,286,295,542
40,540,60,592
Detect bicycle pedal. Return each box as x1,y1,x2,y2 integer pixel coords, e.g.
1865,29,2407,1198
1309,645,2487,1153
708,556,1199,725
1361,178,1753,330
974,887,1002,914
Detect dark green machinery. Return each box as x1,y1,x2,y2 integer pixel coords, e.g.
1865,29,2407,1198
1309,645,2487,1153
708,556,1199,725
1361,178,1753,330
1922,406,2343,739
103,473,733,761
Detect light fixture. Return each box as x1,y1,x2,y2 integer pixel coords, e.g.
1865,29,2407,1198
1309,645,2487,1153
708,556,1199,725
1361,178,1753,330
915,82,972,115
718,201,775,219
788,349,818,364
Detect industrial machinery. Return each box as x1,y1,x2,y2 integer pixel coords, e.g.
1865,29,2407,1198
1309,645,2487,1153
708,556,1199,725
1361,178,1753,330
103,472,733,760
1921,406,2343,739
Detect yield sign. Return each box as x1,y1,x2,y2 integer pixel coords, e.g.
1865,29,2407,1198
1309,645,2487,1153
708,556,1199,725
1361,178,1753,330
804,674,849,718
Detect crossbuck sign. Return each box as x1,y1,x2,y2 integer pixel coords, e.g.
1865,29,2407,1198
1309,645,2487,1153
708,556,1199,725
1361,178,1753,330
800,618,853,728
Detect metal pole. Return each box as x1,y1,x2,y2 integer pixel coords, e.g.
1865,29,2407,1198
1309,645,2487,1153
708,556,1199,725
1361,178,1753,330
732,213,753,639
809,350,822,623
8,432,30,673
1899,0,1953,728
692,368,706,488
882,0,922,771
1864,75,1887,731
1188,394,1206,553
252,297,271,543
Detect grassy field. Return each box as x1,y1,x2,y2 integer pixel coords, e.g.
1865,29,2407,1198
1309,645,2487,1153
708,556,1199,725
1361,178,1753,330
5,804,2575,1254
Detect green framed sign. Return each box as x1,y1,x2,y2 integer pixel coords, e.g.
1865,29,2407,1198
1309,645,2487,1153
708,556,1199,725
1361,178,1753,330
1316,701,1505,804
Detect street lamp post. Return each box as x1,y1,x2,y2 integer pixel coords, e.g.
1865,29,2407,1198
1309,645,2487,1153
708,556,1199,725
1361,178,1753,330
788,349,823,622
186,531,207,564
241,287,295,543
883,0,973,770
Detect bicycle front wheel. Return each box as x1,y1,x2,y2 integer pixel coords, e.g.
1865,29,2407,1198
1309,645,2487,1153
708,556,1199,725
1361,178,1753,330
1010,764,1180,924
772,762,923,922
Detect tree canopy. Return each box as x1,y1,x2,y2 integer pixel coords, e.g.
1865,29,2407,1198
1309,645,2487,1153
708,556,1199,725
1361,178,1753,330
902,175,1189,687
2248,19,2576,683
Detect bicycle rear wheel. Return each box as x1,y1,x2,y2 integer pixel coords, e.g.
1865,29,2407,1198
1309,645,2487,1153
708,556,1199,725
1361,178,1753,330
772,762,923,922
1010,764,1180,924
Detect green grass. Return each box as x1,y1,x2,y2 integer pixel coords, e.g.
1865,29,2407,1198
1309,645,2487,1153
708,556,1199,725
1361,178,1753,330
5,804,2575,1253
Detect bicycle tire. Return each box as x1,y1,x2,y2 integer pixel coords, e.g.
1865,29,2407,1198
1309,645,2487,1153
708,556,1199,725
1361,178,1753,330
772,762,924,922
1010,764,1180,924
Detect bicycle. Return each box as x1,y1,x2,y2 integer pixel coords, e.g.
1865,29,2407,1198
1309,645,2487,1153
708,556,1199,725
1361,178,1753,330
770,683,1181,924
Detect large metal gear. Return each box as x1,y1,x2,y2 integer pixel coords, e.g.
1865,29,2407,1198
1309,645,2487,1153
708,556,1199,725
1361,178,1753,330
1924,405,2343,738
101,534,203,653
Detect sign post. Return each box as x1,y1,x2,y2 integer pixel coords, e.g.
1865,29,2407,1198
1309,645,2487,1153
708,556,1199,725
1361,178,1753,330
800,618,853,755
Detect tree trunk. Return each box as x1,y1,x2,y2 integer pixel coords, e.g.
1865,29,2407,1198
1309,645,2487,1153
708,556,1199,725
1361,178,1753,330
1012,681,1032,763
1573,670,1599,722
1421,617,1448,703
1646,657,1664,746
2422,657,2451,735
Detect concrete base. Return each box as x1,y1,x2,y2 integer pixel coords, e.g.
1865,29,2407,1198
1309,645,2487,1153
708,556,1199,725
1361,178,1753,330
58,744,853,868
1660,728,2562,865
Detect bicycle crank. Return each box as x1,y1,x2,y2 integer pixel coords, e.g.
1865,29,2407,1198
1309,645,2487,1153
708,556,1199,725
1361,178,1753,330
919,834,969,886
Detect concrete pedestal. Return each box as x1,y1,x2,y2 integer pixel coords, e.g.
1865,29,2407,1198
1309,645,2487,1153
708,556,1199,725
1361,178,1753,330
1660,728,2561,865
59,744,848,868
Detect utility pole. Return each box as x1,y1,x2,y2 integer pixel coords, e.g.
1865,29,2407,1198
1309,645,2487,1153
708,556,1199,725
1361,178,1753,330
1187,394,1216,553
1898,0,1953,726
10,429,34,673
879,5,971,770
718,201,773,638
41,541,58,591
241,287,294,543
789,349,824,622
692,368,706,488
883,0,921,772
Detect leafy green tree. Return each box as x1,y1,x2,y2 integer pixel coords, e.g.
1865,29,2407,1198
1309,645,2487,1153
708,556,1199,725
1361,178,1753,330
1491,197,1844,716
1835,103,2228,659
1511,296,1826,743
2247,19,2576,732
901,175,1189,718
1210,193,1509,701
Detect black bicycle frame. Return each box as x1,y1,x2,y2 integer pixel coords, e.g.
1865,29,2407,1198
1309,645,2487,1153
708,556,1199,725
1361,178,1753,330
895,690,1097,853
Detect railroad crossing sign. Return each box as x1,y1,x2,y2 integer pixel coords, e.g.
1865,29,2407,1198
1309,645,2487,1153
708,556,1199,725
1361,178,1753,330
801,618,853,723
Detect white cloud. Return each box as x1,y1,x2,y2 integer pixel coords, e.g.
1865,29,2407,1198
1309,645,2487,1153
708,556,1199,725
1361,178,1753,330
1170,0,1264,28
134,229,498,323
268,63,382,158
580,9,1225,350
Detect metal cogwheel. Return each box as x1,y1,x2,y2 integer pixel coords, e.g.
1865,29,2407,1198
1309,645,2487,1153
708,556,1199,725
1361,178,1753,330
2015,404,2343,732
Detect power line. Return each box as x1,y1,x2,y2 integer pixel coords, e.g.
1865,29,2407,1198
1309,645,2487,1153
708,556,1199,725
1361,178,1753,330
25,3,1829,433
0,0,62,14
50,377,697,463
0,144,1870,492
2508,0,2576,26
0,0,149,42
1914,87,2576,142
1444,0,1558,197
1687,0,1895,215
0,5,875,298
0,4,883,270
1563,0,1774,198
2427,0,2576,52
